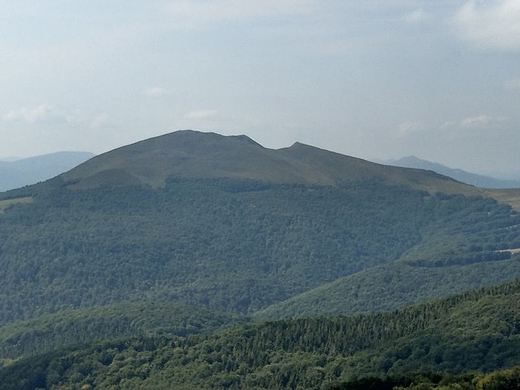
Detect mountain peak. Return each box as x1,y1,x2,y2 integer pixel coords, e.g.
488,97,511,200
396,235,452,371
398,155,422,163
62,131,274,189
58,130,479,195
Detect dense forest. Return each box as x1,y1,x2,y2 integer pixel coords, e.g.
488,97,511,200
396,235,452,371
327,368,520,390
1,131,520,389
0,302,244,360
255,252,520,319
1,279,520,389
1,177,519,326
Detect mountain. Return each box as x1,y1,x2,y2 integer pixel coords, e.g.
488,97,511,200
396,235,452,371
2,278,520,389
389,155,520,189
61,130,477,195
0,151,95,192
0,130,520,327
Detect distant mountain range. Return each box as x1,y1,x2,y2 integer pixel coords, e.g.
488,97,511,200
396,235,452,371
0,151,95,191
386,155,520,189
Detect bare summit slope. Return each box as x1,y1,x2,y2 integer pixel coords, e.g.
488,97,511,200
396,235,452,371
62,130,477,196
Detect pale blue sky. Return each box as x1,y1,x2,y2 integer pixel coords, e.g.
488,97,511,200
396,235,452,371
1,0,519,175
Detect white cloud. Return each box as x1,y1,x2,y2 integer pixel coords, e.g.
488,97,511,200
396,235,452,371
443,115,508,130
454,0,520,51
3,105,67,125
505,77,520,90
404,9,431,25
459,115,492,129
65,109,89,125
390,121,424,138
184,109,220,121
91,114,119,129
144,87,171,98
2,105,120,131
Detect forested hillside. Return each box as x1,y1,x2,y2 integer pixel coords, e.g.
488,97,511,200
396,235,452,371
1,131,520,390
2,279,520,389
1,176,520,326
256,190,520,318
0,131,519,328
0,302,244,360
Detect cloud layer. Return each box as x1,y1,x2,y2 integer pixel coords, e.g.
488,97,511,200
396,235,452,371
3,105,66,125
0,1,518,174
454,0,520,51
2,105,117,130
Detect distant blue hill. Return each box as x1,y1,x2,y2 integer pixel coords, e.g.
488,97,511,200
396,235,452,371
0,151,95,191
389,156,520,189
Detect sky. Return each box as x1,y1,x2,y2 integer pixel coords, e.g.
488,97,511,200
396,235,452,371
1,0,519,176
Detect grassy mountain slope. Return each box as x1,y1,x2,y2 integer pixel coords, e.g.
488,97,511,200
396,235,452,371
484,188,520,211
61,130,477,195
2,279,520,390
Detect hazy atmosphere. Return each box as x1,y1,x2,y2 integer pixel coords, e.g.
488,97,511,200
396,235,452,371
1,0,519,176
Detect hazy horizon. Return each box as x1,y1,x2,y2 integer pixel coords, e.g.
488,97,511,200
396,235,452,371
1,1,519,176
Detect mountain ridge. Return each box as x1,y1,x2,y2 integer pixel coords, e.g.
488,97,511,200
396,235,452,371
389,155,520,189
60,130,477,197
